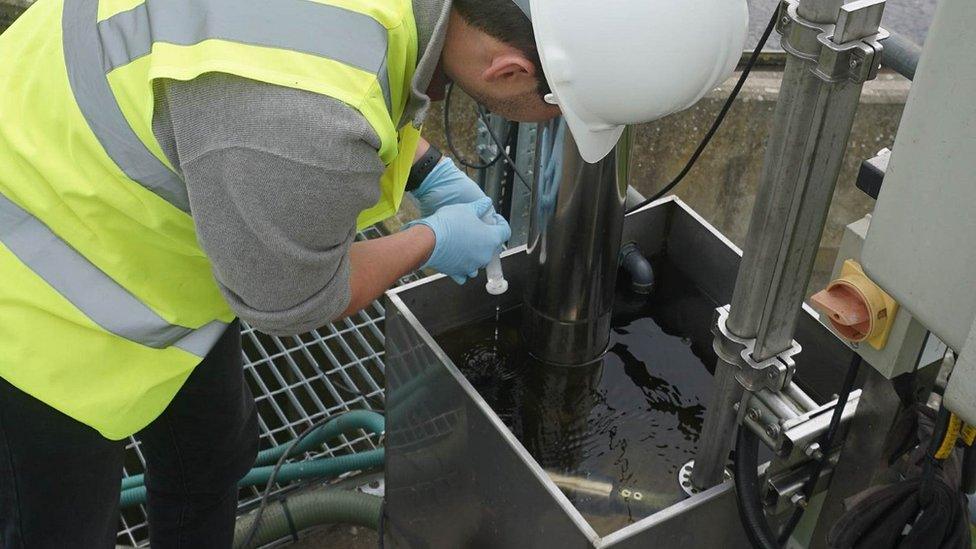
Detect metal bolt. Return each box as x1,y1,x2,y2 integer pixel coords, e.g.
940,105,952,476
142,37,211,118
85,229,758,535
621,489,632,499
765,424,781,439
633,492,644,501
780,15,791,27
767,370,777,379
747,408,762,422
804,442,824,461
849,58,861,69
790,493,808,508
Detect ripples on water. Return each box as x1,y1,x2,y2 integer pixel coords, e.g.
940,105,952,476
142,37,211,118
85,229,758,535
435,259,720,535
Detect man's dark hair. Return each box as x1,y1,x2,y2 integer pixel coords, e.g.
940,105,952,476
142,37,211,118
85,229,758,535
453,0,551,96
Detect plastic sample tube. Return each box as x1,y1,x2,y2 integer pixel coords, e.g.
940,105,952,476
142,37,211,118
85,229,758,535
482,213,509,295
485,253,508,295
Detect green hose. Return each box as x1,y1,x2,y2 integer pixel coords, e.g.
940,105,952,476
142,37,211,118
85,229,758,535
119,411,385,508
233,488,382,549
240,448,384,487
120,448,383,508
253,410,385,467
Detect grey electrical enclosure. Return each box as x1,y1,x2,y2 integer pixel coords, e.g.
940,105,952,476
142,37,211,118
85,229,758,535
861,0,976,353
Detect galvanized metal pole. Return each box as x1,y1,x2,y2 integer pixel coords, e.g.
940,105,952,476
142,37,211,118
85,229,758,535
797,0,845,23
508,122,539,248
476,114,512,208
692,0,886,489
522,118,630,365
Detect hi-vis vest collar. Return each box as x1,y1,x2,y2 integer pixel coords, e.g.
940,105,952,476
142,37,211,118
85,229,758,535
65,0,401,212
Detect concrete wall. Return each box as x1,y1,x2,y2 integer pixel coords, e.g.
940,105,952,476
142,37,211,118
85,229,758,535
423,72,910,295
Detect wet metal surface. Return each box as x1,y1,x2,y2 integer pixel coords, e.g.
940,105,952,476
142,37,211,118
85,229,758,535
383,197,850,548
435,259,719,535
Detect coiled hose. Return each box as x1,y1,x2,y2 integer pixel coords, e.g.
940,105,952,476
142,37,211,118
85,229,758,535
232,487,382,548
120,410,385,508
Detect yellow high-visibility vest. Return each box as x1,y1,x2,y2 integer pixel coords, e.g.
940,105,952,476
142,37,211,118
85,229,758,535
0,0,421,439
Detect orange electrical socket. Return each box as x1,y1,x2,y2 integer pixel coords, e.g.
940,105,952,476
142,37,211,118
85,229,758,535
811,260,899,350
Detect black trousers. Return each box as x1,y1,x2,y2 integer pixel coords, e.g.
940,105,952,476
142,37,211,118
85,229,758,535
0,321,258,548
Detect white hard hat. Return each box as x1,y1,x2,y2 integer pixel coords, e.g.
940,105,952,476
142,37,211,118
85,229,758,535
515,0,749,163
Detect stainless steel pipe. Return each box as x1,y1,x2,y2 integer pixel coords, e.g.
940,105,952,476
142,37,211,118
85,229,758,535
692,0,881,489
727,58,862,358
522,118,630,365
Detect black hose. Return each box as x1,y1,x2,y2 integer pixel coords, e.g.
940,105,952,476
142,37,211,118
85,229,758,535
735,426,780,549
961,445,976,495
733,354,863,548
881,31,922,81
777,355,862,544
619,243,655,295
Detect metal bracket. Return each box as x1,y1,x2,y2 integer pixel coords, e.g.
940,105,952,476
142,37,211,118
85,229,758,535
713,305,802,393
757,392,861,513
777,0,890,84
763,456,836,515
742,386,860,459
777,390,860,458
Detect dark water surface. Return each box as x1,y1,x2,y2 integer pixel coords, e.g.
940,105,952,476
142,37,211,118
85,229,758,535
434,259,720,535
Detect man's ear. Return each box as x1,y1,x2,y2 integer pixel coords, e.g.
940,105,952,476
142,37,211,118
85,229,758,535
482,53,535,83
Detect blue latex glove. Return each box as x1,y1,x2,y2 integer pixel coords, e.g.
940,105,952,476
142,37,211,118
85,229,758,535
411,157,489,217
406,197,511,285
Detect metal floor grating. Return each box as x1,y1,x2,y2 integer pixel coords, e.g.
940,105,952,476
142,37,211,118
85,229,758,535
117,226,421,547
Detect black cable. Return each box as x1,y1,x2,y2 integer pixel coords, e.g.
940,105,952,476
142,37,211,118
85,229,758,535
918,404,950,505
443,82,504,170
474,104,532,191
377,499,386,549
735,426,781,549
627,8,780,213
240,411,353,549
329,376,385,408
444,81,532,192
961,445,976,495
777,354,862,544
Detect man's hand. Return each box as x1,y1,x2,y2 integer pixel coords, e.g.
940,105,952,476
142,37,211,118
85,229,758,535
406,197,511,284
410,157,489,217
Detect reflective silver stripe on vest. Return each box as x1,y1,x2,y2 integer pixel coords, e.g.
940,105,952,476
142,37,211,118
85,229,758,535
97,0,391,109
0,193,227,358
63,0,192,212
62,0,393,212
